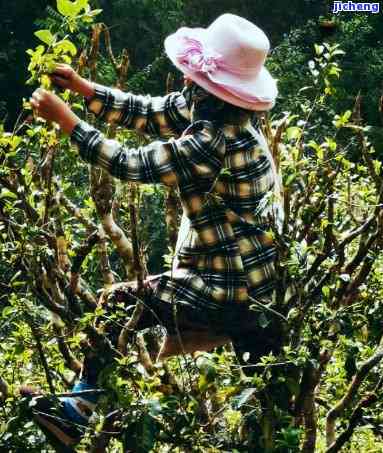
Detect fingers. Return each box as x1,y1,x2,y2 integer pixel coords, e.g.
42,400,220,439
50,74,70,89
50,64,76,90
30,97,39,110
53,63,72,73
52,63,73,78
29,89,53,114
30,88,43,110
31,88,46,102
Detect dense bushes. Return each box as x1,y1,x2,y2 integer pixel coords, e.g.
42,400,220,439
0,1,382,452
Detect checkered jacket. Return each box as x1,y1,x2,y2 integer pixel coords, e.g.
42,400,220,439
71,84,282,311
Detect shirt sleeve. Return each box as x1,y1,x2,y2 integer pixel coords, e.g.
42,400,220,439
85,83,191,139
71,120,225,188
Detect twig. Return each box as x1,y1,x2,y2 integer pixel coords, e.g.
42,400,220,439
100,23,118,69
0,377,8,402
52,325,82,375
248,295,288,324
341,253,375,306
326,345,383,447
30,323,55,395
90,409,123,453
118,184,146,354
56,188,97,232
326,376,383,453
70,231,100,291
42,146,56,226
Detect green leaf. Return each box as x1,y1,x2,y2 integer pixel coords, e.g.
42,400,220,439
258,312,270,328
56,39,77,56
331,49,345,56
123,414,159,453
88,8,102,17
286,127,301,141
322,286,330,298
57,0,88,17
1,306,16,318
34,29,55,46
284,173,296,186
0,190,17,200
314,44,324,56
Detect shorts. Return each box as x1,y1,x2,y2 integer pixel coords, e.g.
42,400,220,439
100,277,284,373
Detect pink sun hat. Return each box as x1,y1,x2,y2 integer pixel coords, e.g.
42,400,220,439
164,13,278,111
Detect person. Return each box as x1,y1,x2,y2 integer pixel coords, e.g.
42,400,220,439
27,13,284,450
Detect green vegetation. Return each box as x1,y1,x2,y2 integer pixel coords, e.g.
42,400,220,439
0,1,382,452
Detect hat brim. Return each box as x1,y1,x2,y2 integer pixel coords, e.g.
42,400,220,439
164,30,277,111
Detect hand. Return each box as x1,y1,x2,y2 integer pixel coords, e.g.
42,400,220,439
50,64,95,98
30,88,80,135
50,64,79,91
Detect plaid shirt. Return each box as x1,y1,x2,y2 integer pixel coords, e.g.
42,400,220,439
71,84,281,311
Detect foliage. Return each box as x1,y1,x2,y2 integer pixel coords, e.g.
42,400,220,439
0,2,383,453
268,14,383,157
1,0,331,129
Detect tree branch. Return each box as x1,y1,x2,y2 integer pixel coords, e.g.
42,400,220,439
30,323,55,395
90,409,123,453
52,325,82,375
326,376,383,453
90,167,135,280
326,346,383,447
0,376,8,402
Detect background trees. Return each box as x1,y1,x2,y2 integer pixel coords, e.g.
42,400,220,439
0,1,382,452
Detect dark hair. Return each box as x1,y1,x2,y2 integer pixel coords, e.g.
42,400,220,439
213,101,255,126
186,82,255,126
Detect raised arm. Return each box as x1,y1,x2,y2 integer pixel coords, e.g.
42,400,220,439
28,88,223,188
50,64,191,139
71,119,225,188
86,84,191,139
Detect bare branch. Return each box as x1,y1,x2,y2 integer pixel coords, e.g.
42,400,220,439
100,23,118,69
118,185,146,354
0,376,8,402
90,167,135,280
30,323,55,395
326,346,383,447
41,146,56,226
90,409,123,453
97,226,116,287
70,231,100,292
88,23,103,81
52,325,82,375
56,188,97,232
326,376,383,453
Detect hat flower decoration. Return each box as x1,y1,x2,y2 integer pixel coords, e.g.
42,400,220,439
177,38,223,74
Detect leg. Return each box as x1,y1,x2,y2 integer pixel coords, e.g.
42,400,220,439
158,331,229,359
148,299,230,360
217,298,286,376
229,308,286,451
25,279,160,449
231,317,284,376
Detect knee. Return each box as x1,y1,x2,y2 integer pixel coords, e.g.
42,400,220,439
99,281,139,310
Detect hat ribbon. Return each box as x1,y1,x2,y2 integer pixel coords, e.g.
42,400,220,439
177,37,223,74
